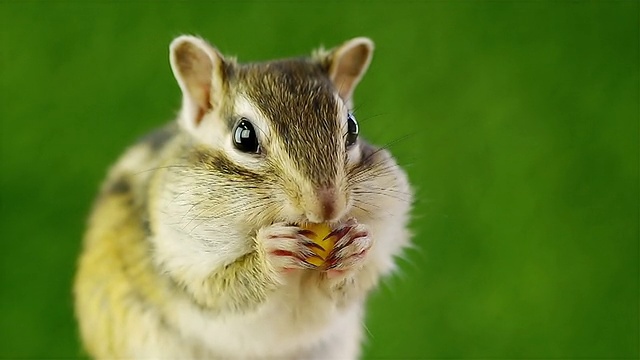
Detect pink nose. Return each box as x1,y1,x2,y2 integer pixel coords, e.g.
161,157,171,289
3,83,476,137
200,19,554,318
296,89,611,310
317,186,337,221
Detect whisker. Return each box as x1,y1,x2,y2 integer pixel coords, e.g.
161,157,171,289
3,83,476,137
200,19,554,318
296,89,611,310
170,183,211,203
355,112,387,124
187,199,275,234
134,164,190,175
352,198,400,219
352,204,376,219
348,133,416,177
180,198,208,223
350,163,399,180
352,189,411,203
183,203,216,231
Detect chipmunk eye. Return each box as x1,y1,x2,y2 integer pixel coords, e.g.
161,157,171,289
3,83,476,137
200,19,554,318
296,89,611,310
345,113,359,148
233,118,260,153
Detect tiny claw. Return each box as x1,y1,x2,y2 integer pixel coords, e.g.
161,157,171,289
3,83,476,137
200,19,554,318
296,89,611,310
271,249,295,257
267,234,297,240
325,260,339,271
302,239,325,252
298,229,315,237
325,254,339,268
300,259,320,269
326,226,351,241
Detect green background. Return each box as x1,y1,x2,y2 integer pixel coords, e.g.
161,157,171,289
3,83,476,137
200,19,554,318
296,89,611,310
1,1,637,358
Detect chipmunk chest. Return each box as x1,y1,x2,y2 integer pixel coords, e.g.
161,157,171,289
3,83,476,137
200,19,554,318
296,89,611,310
171,278,339,355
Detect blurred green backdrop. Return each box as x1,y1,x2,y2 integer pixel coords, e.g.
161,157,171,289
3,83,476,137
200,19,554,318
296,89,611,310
0,1,637,359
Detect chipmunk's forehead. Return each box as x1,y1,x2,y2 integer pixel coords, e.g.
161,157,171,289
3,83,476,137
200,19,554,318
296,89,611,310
236,60,343,183
237,59,339,118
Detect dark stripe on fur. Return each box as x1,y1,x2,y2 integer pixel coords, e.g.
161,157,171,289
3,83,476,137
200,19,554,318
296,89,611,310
189,147,265,182
238,59,340,187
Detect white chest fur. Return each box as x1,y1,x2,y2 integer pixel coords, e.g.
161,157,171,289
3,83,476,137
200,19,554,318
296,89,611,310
167,274,364,359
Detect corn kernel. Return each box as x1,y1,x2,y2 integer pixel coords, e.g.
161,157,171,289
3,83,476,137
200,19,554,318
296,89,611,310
301,223,335,267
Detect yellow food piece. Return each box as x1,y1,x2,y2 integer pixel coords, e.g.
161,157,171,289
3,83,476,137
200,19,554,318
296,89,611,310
301,223,335,267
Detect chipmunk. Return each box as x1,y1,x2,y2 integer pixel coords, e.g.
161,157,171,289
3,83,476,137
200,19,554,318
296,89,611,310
74,35,413,359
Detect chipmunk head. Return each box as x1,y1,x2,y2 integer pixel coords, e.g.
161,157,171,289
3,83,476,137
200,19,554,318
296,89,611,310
168,35,375,226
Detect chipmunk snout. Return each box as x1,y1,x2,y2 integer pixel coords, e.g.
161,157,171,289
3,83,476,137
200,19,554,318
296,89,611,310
304,186,347,223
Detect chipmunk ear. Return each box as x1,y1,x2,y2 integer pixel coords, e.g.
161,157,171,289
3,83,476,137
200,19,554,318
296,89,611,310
170,35,226,132
323,37,374,105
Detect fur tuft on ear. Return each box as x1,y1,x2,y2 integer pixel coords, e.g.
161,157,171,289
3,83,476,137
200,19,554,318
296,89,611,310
317,37,374,106
169,35,226,132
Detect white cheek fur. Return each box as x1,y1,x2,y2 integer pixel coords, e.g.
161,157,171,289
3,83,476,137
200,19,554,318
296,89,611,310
152,177,253,281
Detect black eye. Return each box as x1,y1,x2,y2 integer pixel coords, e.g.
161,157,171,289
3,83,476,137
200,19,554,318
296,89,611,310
233,118,260,153
346,113,359,148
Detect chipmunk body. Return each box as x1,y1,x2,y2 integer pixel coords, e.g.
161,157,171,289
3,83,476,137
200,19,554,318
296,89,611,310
74,35,412,359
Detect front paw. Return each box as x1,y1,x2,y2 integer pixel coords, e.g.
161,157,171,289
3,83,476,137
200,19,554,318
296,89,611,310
315,220,375,305
325,220,372,277
257,223,320,274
